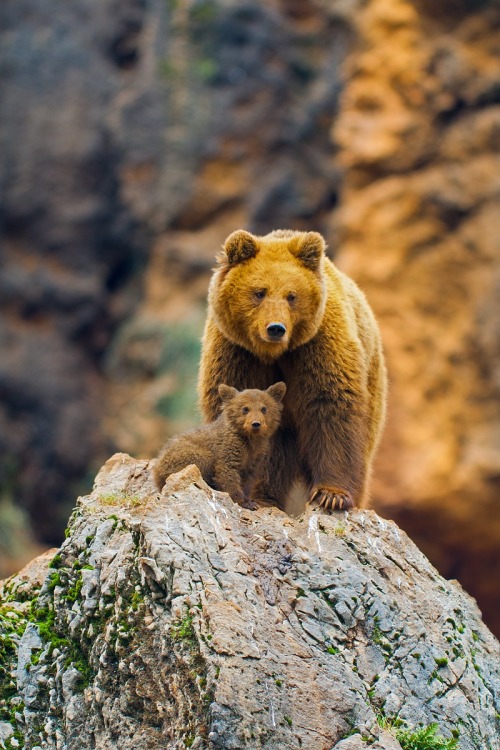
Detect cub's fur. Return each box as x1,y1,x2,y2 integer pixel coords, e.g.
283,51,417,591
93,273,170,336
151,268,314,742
154,382,286,509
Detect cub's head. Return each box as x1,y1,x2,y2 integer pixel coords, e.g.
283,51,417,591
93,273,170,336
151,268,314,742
218,382,286,438
209,229,327,362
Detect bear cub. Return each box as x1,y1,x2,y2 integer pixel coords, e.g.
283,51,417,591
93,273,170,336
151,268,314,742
154,382,286,509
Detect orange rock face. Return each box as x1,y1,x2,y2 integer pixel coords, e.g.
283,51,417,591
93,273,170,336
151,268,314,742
332,0,500,633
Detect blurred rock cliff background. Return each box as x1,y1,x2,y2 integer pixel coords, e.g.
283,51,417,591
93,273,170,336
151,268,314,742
1,0,499,635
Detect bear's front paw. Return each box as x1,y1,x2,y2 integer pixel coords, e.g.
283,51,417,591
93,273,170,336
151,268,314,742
309,486,354,511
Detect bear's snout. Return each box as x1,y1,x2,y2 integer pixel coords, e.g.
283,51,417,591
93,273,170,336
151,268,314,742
251,420,261,430
266,322,287,340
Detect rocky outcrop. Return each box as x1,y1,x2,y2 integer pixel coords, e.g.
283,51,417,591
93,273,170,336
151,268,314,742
1,454,499,749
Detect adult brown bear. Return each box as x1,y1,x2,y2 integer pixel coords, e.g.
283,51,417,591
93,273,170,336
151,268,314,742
198,229,387,511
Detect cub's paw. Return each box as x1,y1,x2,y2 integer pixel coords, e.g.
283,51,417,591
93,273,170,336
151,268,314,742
248,496,277,510
239,497,259,511
309,486,354,512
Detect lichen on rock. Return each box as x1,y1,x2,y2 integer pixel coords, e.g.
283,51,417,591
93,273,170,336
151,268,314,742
1,453,499,749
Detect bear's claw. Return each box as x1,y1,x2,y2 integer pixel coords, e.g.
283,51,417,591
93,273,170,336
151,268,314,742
309,487,354,512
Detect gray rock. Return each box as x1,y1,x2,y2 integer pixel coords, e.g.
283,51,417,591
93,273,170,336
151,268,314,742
16,623,43,708
0,722,14,744
5,454,500,749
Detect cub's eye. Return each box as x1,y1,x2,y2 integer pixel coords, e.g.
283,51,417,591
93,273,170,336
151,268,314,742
242,406,250,414
261,406,267,414
254,289,266,300
287,293,296,303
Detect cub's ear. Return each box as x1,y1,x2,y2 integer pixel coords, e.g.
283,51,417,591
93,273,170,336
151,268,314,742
293,232,325,271
221,230,259,266
218,384,239,402
267,382,286,402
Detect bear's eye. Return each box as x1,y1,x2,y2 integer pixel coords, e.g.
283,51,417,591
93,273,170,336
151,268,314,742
287,292,296,303
242,406,250,414
261,406,267,414
254,289,266,301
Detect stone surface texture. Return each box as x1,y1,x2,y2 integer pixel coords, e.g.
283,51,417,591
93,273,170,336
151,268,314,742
1,454,499,749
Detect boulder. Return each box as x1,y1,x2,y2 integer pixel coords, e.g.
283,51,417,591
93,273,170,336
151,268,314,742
1,454,498,749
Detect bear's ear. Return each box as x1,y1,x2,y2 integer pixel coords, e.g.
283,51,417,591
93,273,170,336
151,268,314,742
267,382,286,402
218,384,239,402
222,230,259,266
293,232,325,271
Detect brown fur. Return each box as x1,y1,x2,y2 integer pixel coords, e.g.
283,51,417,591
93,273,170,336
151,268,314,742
198,229,388,511
154,382,286,509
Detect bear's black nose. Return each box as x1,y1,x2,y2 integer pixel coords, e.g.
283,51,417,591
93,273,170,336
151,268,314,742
267,322,286,339
251,421,261,429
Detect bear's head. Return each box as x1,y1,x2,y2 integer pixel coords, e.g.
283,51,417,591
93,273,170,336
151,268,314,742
218,382,286,438
209,229,327,362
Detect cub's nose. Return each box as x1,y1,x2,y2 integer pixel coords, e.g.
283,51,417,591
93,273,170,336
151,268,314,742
266,322,287,340
251,421,261,430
